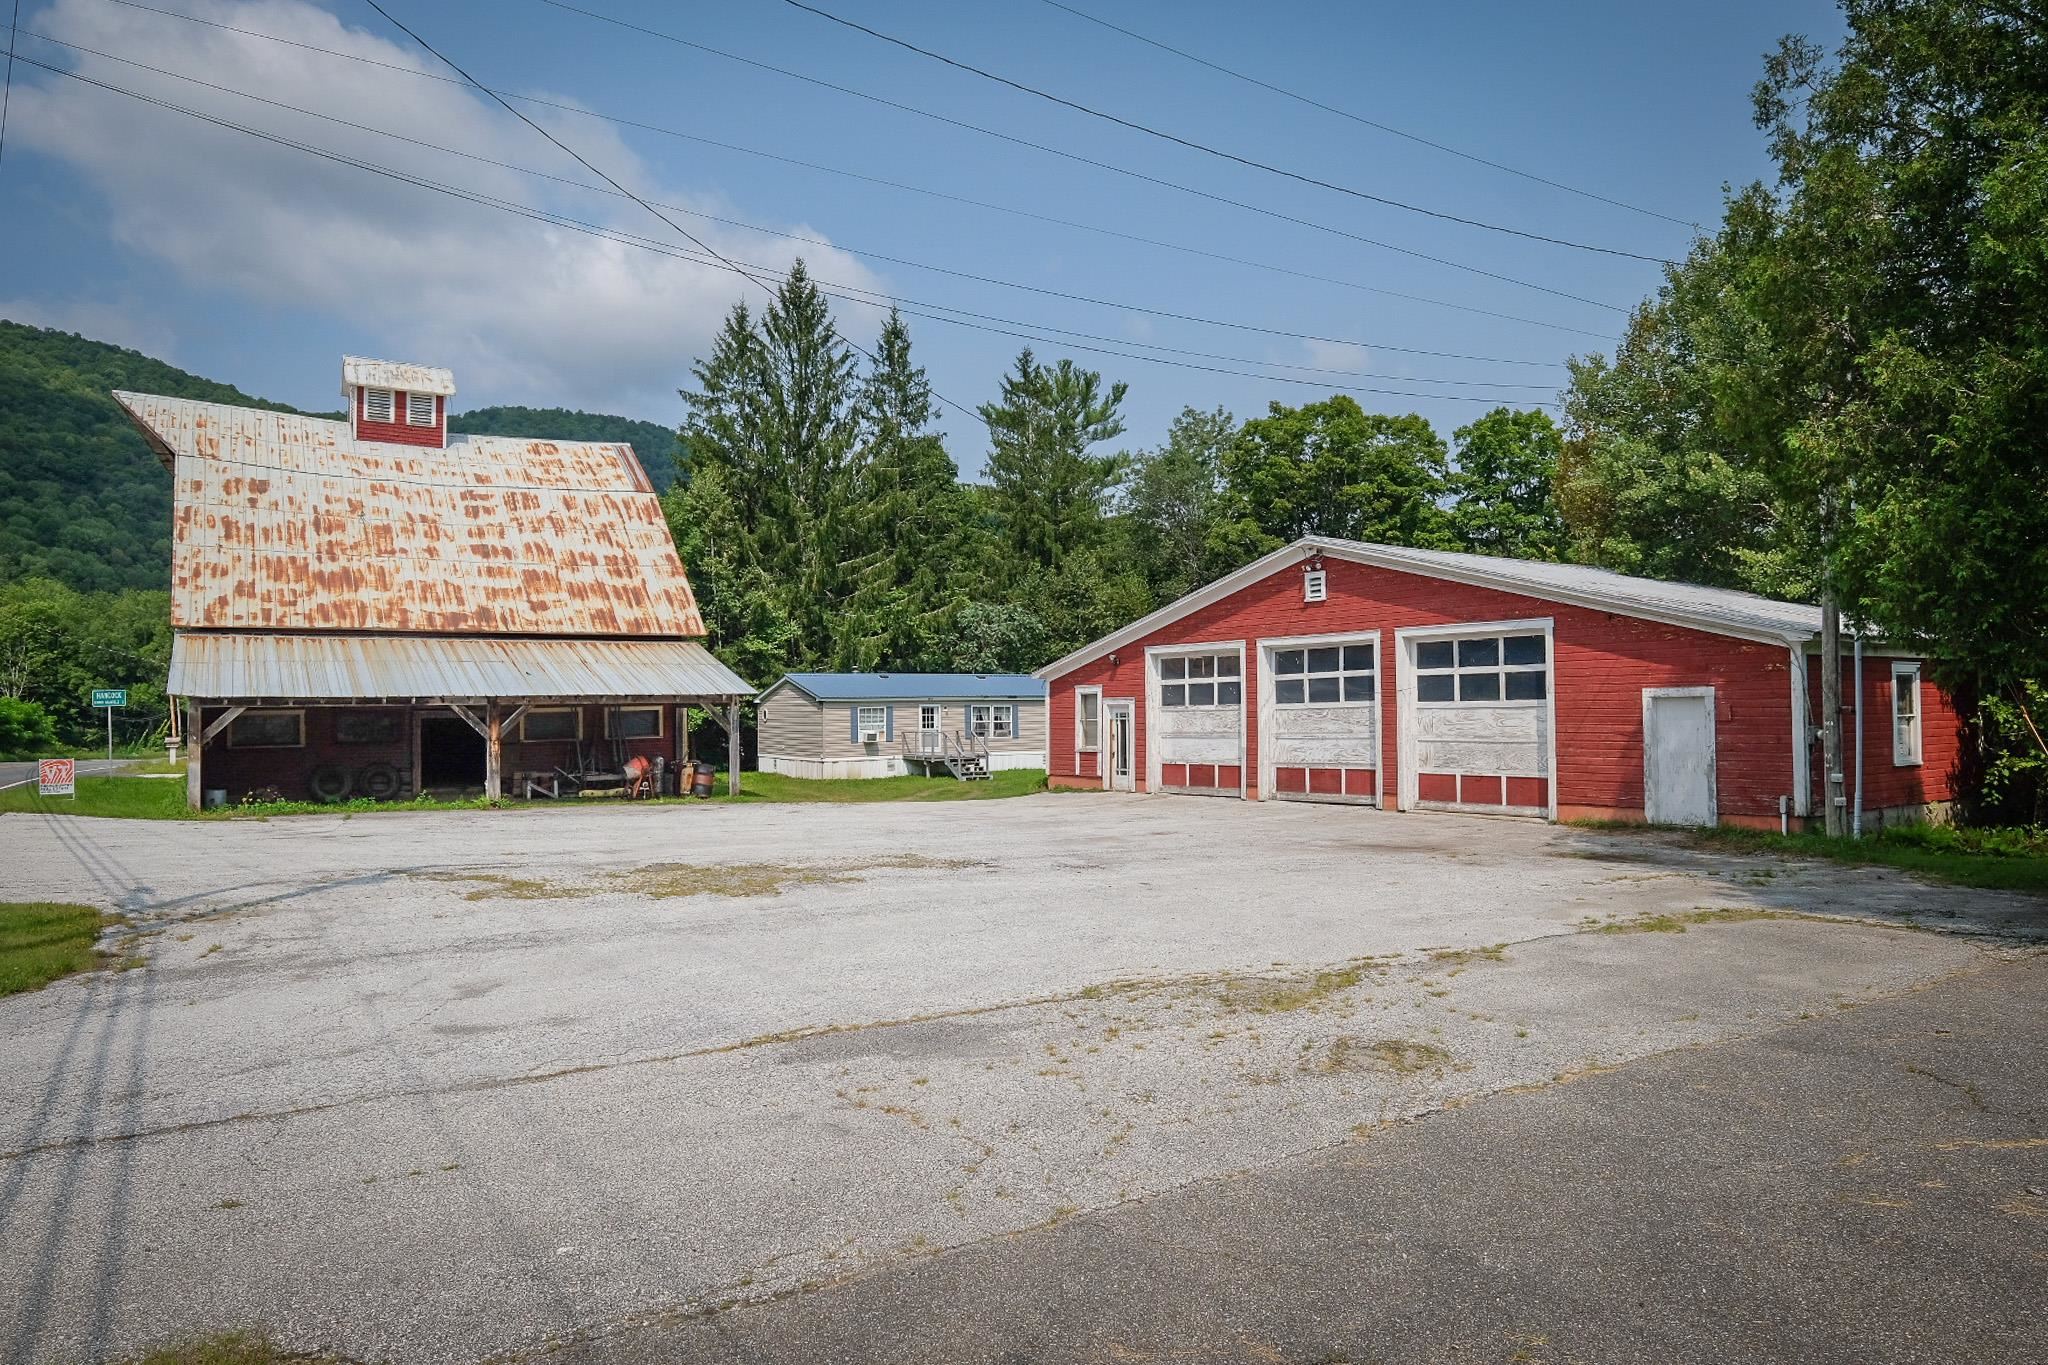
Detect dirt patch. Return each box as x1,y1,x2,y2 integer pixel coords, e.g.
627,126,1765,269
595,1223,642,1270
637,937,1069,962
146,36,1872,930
1578,906,1794,935
419,855,980,902
1305,1036,1456,1076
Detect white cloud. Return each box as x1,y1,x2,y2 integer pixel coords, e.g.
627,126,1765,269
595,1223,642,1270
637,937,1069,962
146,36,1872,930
0,295,180,360
1299,339,1373,372
9,0,887,413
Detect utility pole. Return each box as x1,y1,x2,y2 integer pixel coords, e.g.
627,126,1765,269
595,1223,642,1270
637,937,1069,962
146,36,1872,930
1820,587,1845,837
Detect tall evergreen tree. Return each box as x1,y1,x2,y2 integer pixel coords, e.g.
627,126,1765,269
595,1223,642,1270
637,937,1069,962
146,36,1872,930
979,349,1129,571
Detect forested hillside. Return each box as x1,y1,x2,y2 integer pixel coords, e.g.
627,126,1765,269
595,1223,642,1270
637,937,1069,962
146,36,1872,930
0,320,313,593
449,406,681,491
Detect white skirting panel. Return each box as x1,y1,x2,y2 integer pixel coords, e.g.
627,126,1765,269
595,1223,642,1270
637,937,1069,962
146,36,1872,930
759,751,1045,780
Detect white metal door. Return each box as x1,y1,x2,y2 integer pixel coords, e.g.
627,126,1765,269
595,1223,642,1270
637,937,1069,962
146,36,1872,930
1643,688,1716,826
1106,702,1136,792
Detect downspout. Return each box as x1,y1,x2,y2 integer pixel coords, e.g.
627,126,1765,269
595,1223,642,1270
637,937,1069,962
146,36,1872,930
1852,632,1864,838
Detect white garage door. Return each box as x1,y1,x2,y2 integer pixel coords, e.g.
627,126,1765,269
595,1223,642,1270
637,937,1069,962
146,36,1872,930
1263,637,1380,804
1402,625,1552,816
1151,648,1243,795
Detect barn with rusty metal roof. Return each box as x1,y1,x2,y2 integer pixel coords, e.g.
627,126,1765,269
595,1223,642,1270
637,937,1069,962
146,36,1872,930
117,357,753,808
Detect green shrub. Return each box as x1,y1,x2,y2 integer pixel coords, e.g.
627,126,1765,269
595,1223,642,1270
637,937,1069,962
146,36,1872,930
0,696,59,758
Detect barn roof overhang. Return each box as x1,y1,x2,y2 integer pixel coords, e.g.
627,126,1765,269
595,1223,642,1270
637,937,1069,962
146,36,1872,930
1034,537,1831,681
169,633,754,704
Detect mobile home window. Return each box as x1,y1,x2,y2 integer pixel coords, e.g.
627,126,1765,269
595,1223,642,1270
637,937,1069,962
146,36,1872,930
856,705,887,738
971,704,1013,738
1274,643,1375,706
1415,633,1547,703
363,387,395,423
1892,663,1922,766
518,707,581,742
1158,652,1242,708
607,706,662,739
1076,690,1100,751
227,709,304,748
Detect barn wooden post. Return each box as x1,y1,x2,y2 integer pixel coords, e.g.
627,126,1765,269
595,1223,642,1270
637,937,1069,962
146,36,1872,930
185,698,204,811
485,701,502,803
726,702,740,796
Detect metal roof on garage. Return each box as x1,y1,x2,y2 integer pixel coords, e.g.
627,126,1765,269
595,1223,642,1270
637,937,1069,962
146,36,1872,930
170,633,753,703
1036,536,1833,679
767,672,1045,702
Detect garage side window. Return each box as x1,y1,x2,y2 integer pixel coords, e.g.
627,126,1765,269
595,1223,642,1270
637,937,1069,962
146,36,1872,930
1076,690,1100,751
1274,643,1374,705
607,706,662,739
1159,652,1242,708
519,708,581,742
1892,663,1922,766
1416,633,1547,703
227,709,304,748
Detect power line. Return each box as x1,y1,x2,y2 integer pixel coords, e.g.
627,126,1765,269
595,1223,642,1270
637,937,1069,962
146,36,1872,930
92,0,1613,342
1036,0,1697,230
536,0,1629,314
18,24,1574,380
12,51,1561,411
350,0,996,426
0,0,21,170
779,0,1676,265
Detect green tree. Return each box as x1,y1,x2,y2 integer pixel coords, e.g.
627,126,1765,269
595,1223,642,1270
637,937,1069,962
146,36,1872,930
0,697,59,758
1446,408,1567,561
979,349,1129,570
1218,397,1451,554
1122,406,1233,599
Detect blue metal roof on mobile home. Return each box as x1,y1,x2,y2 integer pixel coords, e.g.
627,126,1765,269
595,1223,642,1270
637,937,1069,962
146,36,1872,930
766,672,1045,702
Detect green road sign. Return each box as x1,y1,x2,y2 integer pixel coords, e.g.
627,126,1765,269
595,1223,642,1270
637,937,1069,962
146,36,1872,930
92,688,128,708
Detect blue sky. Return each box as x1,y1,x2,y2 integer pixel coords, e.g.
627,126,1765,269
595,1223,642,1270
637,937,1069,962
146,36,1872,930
0,0,1843,473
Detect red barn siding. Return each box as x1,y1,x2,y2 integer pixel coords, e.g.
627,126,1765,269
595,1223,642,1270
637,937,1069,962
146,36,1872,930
354,386,446,447
1806,657,1961,818
1046,556,1803,823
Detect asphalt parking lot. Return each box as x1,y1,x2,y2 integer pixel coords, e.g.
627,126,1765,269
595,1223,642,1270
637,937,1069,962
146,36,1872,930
3,794,2042,1363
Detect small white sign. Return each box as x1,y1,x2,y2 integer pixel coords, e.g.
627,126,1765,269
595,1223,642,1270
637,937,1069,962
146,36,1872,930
38,758,76,797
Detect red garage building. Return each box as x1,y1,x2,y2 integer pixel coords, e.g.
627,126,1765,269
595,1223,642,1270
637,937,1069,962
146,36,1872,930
1038,538,1959,829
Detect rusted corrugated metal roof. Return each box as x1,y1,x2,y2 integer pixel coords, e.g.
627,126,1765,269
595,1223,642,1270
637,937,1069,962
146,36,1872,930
341,356,456,395
170,633,752,701
115,391,705,638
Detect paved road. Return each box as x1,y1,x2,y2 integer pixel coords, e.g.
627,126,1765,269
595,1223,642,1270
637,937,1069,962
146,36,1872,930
0,759,136,791
1,796,2041,1362
589,954,2048,1365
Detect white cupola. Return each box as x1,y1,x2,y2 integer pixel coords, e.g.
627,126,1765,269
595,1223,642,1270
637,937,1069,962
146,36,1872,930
342,355,455,448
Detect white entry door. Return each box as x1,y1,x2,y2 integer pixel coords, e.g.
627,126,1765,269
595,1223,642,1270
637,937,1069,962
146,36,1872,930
1643,688,1716,826
1106,701,1136,793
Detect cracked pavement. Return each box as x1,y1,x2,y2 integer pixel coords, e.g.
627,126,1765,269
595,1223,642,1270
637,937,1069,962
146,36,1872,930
2,795,2041,1362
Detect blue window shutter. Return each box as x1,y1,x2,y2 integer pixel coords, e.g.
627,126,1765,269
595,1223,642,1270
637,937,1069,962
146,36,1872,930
885,706,895,742
849,706,860,743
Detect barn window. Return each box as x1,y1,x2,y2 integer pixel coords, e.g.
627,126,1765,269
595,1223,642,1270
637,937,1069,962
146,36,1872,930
227,709,304,748
607,706,662,739
1076,689,1100,751
1275,643,1374,706
518,707,581,742
1416,632,1546,704
406,391,437,426
1302,569,1327,603
1158,652,1241,708
363,387,395,423
1891,663,1922,766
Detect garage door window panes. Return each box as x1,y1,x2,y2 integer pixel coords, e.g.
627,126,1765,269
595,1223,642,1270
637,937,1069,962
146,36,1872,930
1416,634,1547,703
1160,653,1241,708
1275,644,1374,705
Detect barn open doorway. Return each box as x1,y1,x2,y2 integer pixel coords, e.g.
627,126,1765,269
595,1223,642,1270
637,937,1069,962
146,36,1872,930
418,714,486,792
